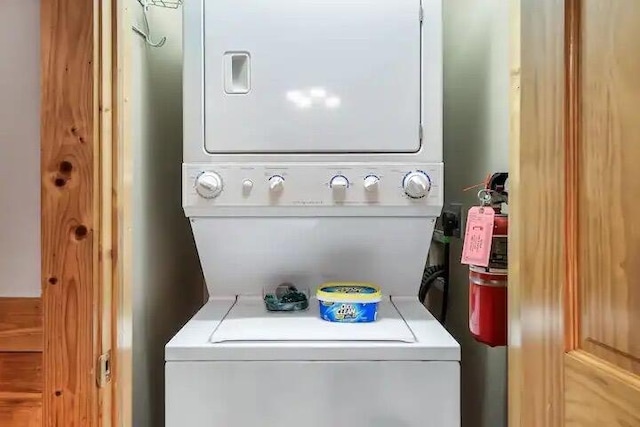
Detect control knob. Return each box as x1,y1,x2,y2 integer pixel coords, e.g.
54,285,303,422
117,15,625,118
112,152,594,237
194,171,223,199
330,175,349,191
363,175,380,192
269,175,285,194
403,171,431,199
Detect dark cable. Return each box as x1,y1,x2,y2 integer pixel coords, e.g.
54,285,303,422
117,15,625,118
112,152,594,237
440,240,451,323
421,210,457,324
419,264,445,304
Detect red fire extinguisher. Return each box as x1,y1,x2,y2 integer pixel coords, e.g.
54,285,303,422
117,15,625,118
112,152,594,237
466,173,508,347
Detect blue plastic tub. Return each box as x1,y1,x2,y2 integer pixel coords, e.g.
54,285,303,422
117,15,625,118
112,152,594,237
316,282,382,323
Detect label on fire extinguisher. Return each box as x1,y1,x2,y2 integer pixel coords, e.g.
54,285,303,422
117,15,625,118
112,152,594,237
461,206,495,267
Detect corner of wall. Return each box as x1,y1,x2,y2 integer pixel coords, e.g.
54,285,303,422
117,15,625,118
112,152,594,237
130,4,204,426
440,1,510,427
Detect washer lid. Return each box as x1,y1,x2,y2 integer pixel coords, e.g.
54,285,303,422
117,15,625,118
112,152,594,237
165,297,460,362
210,297,416,344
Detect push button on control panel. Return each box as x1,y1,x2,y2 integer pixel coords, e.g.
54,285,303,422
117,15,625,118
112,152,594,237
242,179,253,196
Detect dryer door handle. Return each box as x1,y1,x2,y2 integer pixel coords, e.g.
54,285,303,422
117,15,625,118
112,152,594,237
224,52,251,94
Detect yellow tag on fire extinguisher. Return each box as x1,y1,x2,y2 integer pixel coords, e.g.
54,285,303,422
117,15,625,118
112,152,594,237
461,206,495,267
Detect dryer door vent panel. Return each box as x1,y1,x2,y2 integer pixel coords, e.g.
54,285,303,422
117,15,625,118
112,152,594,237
204,0,422,154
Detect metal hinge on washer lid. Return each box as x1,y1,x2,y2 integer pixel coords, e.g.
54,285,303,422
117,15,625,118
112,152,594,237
419,124,424,142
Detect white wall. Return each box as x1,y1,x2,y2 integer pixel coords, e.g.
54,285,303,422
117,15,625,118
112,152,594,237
442,2,509,427
130,4,204,426
0,1,41,297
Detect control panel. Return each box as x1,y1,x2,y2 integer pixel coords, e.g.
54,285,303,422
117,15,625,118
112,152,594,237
184,163,442,209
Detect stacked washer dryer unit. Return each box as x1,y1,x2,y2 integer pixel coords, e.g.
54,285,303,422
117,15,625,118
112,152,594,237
166,0,459,425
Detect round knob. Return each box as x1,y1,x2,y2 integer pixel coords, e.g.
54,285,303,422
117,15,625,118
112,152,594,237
403,171,431,199
330,175,349,191
363,175,380,192
269,176,285,194
195,171,223,199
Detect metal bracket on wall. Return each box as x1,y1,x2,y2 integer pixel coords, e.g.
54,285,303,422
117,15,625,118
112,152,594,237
132,0,183,48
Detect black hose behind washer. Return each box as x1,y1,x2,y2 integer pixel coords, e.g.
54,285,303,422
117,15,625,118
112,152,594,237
418,264,445,305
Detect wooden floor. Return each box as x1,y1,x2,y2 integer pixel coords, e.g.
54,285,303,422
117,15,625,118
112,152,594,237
0,298,43,426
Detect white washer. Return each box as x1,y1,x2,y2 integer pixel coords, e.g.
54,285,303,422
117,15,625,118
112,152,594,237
168,0,459,425
167,297,459,426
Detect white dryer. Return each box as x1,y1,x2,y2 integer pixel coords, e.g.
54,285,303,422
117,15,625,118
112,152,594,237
167,0,459,426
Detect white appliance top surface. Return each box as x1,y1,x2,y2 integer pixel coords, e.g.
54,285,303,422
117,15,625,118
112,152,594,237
210,297,416,344
166,296,460,362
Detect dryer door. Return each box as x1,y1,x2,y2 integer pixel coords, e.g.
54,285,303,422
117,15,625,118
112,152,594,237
203,0,422,154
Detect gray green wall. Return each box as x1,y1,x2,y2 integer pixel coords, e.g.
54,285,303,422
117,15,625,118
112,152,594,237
130,4,204,426
443,1,509,426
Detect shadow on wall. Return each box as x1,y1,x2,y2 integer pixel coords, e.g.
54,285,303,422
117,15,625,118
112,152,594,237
442,1,509,427
131,4,205,427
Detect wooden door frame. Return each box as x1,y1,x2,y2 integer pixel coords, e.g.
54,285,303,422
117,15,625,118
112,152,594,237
40,0,122,425
508,0,587,425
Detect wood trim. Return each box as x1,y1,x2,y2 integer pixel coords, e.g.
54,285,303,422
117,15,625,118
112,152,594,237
41,0,100,425
0,298,42,352
114,0,133,425
508,0,522,425
565,351,640,425
509,0,567,426
98,0,116,425
564,0,581,352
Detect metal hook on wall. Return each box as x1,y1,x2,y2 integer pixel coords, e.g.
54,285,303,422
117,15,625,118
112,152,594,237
132,0,182,48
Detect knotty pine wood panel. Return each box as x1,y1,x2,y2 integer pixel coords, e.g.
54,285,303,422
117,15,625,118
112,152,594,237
578,0,640,374
41,0,99,425
0,400,42,427
0,352,42,427
0,353,42,394
0,298,42,352
565,351,640,426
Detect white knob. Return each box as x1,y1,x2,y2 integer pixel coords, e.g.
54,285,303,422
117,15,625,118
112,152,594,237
242,179,253,195
195,171,223,199
269,176,285,194
403,171,431,199
363,175,380,192
330,175,349,191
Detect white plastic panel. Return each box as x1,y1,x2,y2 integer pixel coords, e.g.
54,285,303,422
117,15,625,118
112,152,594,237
210,296,416,343
183,162,443,217
166,360,460,427
190,217,434,297
203,0,422,153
